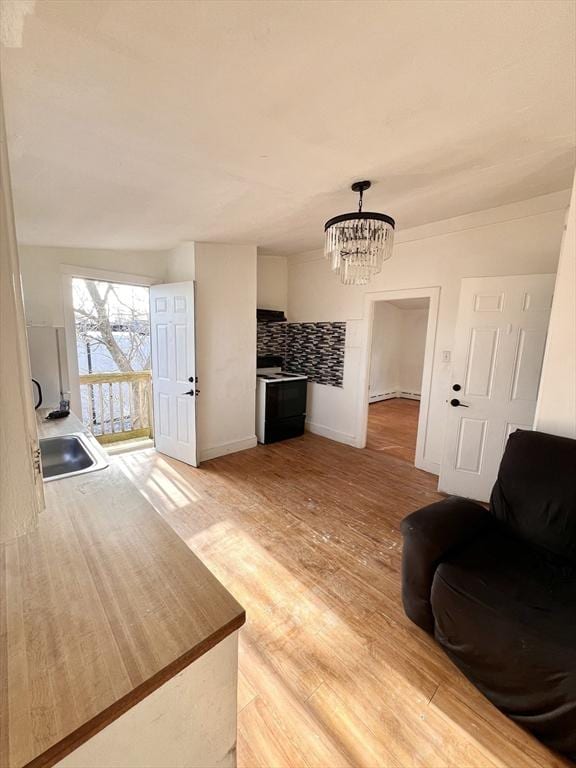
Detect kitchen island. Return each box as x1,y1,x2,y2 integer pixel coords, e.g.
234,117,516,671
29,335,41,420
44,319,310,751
0,411,245,768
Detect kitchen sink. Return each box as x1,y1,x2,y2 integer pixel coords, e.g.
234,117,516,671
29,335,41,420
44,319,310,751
39,433,109,481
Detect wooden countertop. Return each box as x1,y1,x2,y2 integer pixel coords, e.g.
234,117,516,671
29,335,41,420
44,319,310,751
1,412,245,768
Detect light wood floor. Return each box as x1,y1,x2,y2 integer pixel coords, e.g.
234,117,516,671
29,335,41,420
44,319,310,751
117,427,567,768
366,398,420,464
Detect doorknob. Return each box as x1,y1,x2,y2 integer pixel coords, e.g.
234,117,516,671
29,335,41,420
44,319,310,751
450,398,469,408
184,389,195,396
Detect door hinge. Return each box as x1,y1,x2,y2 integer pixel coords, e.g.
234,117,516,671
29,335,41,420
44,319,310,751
32,445,42,476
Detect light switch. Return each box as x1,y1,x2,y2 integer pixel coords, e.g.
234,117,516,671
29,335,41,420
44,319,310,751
441,350,451,363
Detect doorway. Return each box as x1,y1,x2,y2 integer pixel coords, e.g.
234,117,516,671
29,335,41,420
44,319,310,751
68,276,153,447
358,287,440,474
366,297,430,465
64,268,199,466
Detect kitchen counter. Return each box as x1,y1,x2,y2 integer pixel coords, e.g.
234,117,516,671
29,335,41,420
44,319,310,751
1,411,245,768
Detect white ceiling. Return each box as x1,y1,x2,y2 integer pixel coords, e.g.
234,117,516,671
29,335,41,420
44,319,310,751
385,298,430,311
1,0,575,254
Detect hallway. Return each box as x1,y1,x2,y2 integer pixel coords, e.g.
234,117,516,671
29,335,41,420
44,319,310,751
365,398,420,464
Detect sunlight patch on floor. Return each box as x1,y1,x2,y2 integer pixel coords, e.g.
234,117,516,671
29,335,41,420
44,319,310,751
117,449,203,510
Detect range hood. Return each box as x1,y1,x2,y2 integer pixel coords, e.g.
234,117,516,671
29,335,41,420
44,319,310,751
257,308,287,323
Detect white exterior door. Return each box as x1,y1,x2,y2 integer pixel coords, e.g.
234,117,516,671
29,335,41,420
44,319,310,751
439,274,554,502
150,282,198,467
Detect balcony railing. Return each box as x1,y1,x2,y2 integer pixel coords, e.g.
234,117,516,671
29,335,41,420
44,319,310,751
79,371,153,444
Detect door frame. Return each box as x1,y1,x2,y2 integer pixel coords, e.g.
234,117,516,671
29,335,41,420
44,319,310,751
356,286,441,474
61,264,158,417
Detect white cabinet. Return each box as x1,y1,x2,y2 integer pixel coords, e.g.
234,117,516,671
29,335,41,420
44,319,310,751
55,633,239,768
0,84,44,542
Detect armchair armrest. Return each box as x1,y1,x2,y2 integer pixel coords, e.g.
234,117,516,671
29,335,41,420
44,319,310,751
400,496,492,633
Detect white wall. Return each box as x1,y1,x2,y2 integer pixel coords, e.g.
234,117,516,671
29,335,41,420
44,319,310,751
166,241,196,283
399,308,428,394
369,303,428,400
288,191,569,468
535,176,576,439
172,242,258,461
19,245,169,327
369,302,401,399
257,253,288,311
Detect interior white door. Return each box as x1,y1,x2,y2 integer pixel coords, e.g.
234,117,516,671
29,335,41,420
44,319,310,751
150,282,198,466
439,274,554,502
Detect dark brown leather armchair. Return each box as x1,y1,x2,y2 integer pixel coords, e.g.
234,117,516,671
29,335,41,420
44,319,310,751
401,429,576,759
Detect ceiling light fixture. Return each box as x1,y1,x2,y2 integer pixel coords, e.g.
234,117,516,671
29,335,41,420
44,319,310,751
324,181,395,286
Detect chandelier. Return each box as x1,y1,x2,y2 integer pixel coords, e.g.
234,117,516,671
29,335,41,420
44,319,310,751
324,181,395,286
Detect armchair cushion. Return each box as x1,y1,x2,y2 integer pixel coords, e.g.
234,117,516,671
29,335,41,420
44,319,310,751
490,429,576,563
432,526,576,757
400,497,492,633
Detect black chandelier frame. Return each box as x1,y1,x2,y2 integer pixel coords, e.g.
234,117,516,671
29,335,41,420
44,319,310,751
324,180,396,232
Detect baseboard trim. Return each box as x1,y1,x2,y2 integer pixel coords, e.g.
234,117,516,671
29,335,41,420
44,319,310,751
369,391,421,403
199,435,257,462
397,390,421,401
305,420,358,447
368,392,397,403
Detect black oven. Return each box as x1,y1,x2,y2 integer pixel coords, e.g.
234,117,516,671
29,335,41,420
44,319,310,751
265,379,307,421
262,378,307,443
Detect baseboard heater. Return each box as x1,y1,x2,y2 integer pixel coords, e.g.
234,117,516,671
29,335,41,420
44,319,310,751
369,390,421,403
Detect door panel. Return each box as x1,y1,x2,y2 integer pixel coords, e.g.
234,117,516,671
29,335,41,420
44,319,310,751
154,296,167,313
156,324,169,378
175,323,188,383
176,396,190,442
473,292,504,312
158,392,171,437
510,328,547,401
522,285,554,312
455,418,487,473
174,295,187,313
439,274,554,501
464,327,499,397
150,282,197,466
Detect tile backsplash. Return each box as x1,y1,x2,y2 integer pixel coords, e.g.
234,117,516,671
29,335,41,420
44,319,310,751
257,321,287,357
257,321,346,388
